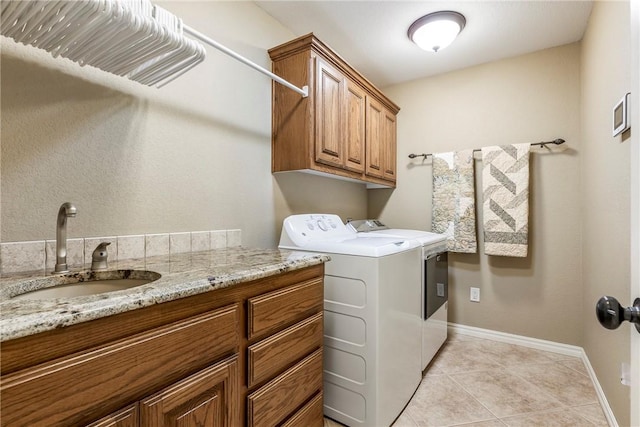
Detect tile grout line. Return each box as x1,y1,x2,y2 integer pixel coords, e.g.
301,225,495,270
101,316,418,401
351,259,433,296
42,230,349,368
445,371,503,424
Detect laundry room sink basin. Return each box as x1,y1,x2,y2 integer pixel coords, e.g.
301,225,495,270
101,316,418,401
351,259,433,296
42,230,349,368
10,270,161,301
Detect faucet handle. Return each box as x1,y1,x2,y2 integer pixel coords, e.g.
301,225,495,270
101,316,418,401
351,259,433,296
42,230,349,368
91,242,111,271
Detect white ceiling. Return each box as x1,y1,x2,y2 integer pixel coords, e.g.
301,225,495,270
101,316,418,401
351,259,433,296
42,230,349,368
255,1,594,88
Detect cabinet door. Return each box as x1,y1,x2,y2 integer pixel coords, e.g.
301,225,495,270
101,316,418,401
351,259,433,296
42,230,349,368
366,96,397,182
315,58,344,168
87,404,139,427
343,79,366,173
365,96,384,178
140,356,239,427
382,108,397,181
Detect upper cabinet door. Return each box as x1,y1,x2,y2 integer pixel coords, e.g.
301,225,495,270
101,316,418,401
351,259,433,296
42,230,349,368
315,58,344,168
366,96,397,181
382,109,397,181
366,96,384,179
343,79,366,173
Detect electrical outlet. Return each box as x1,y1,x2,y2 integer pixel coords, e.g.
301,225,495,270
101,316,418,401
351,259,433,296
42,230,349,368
470,287,480,302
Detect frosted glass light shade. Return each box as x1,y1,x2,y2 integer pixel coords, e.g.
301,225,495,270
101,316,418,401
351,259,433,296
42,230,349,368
408,11,466,53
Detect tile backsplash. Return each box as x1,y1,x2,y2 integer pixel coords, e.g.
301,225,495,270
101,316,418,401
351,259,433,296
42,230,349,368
0,229,242,276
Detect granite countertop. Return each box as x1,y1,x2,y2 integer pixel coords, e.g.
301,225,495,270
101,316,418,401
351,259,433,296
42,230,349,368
0,247,329,342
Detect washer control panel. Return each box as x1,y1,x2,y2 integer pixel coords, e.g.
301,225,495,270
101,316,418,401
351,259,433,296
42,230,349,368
280,214,354,247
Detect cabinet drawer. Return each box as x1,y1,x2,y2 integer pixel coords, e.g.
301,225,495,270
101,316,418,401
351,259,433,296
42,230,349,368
1,304,239,427
247,278,323,340
247,312,322,388
247,349,323,427
281,392,323,427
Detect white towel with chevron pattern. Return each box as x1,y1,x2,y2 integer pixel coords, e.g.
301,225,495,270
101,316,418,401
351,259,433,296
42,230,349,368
481,143,531,257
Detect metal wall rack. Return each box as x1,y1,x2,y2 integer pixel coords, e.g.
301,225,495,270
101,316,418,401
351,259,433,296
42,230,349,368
0,0,308,96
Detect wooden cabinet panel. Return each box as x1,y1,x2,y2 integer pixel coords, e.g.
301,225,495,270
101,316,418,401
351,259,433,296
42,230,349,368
87,404,139,427
366,96,397,181
344,79,366,173
140,356,239,427
366,96,384,178
382,108,397,181
247,349,323,427
247,312,323,388
247,278,323,340
1,305,239,427
281,392,323,427
315,58,343,168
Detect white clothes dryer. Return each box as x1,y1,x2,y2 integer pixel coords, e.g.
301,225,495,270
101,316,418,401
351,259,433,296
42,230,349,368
346,219,449,370
279,214,422,427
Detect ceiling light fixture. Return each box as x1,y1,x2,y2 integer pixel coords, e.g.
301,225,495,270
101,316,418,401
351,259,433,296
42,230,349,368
408,11,466,53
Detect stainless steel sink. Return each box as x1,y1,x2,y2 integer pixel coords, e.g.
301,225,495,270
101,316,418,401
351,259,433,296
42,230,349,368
10,270,161,301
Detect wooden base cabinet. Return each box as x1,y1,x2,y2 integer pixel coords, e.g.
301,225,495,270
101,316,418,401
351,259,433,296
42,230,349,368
0,265,325,427
269,33,399,188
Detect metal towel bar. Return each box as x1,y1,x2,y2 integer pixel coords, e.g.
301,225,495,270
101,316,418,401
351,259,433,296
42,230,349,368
408,138,566,159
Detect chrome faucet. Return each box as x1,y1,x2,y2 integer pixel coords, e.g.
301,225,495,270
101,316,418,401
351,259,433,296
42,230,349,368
91,242,111,271
54,202,77,274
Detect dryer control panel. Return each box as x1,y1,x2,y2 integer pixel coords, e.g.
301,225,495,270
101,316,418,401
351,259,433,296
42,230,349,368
347,219,389,233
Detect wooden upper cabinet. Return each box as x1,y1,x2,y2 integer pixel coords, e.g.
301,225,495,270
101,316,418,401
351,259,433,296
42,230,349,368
269,33,399,188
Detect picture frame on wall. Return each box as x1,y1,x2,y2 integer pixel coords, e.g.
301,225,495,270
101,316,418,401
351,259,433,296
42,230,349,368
613,92,630,137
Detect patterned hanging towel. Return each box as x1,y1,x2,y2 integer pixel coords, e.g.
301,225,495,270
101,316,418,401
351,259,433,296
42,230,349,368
481,143,531,257
432,150,477,253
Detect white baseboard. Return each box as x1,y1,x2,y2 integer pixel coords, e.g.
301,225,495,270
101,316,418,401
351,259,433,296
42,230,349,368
578,347,619,427
447,323,618,427
448,323,583,356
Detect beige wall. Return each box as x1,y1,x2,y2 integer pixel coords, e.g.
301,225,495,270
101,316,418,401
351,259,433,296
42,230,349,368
580,2,631,425
370,43,583,345
1,1,634,422
0,1,367,248
371,2,633,423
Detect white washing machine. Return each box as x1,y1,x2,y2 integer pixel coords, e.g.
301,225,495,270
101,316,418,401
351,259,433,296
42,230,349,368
279,214,422,427
347,219,449,370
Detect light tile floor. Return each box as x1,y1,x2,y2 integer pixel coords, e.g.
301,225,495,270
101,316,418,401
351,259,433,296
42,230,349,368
324,334,609,427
